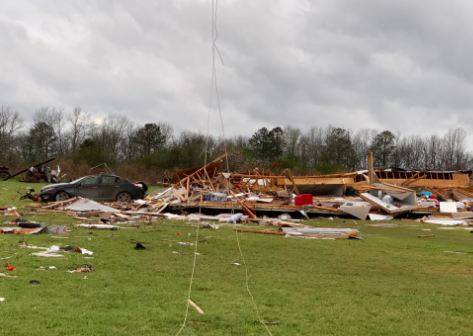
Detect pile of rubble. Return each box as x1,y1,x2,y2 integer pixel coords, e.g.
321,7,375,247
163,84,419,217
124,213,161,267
26,153,473,227
5,153,473,240
136,154,473,226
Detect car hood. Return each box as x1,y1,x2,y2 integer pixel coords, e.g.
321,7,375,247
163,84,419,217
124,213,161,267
41,182,72,192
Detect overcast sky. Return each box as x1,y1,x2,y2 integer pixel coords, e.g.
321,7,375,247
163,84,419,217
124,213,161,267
1,0,473,145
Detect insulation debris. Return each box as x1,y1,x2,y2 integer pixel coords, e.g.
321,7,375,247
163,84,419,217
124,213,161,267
282,227,361,239
65,198,119,213
421,217,467,226
76,224,119,230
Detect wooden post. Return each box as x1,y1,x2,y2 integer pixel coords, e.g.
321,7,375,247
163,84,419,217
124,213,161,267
283,168,300,194
368,151,376,184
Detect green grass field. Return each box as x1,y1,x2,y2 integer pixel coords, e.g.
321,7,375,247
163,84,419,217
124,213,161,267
1,180,473,335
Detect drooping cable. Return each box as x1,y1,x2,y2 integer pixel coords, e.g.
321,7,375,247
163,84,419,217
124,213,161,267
212,1,273,334
174,2,215,334
211,0,230,172
232,201,274,336
234,228,274,335
174,223,200,336
176,1,273,335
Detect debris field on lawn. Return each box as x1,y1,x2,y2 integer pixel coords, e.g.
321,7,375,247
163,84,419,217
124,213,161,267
0,151,471,245
1,150,473,302
118,152,473,229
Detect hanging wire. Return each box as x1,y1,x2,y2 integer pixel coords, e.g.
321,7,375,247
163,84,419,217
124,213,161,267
213,1,273,331
174,1,215,334
174,223,201,336
212,0,273,334
234,226,274,336
211,0,230,172
175,1,273,335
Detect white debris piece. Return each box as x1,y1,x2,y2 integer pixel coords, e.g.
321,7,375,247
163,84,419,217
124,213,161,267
361,192,417,214
339,201,371,220
245,195,273,203
439,201,458,213
65,198,118,213
226,213,245,224
31,245,63,258
79,248,93,255
162,213,187,220
368,213,394,221
422,217,466,226
282,227,360,239
133,199,148,206
77,224,119,230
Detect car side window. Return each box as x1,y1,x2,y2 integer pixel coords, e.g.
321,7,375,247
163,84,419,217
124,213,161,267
101,176,119,185
80,176,98,186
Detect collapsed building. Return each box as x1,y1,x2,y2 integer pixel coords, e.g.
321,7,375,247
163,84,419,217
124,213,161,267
147,153,473,223
6,152,471,241
11,152,472,235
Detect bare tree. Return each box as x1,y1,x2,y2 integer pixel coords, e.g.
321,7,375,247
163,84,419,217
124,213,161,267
89,115,133,162
298,127,324,170
283,126,301,157
34,107,66,155
68,107,90,154
0,106,23,163
442,128,468,170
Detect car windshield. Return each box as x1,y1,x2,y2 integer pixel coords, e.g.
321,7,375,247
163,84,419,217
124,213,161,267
70,176,90,184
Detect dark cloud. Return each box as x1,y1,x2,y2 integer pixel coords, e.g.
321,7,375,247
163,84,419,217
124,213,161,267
1,0,473,146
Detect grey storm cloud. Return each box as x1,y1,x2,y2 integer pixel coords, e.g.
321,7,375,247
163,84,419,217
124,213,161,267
1,0,473,145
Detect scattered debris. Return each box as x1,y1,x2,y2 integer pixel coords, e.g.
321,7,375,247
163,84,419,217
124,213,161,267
422,217,467,226
263,320,281,326
77,223,119,230
417,234,436,238
0,273,17,278
201,222,219,230
1,227,45,235
177,242,194,246
439,201,458,213
339,201,371,220
45,225,68,235
31,245,64,258
30,245,94,257
5,261,16,272
367,223,398,228
188,299,205,315
68,264,94,273
6,157,58,183
31,251,64,258
66,198,119,213
368,214,394,221
444,250,471,255
15,218,42,228
282,227,361,240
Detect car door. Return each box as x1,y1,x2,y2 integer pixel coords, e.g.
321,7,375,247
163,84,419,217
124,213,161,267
99,175,121,201
77,176,100,200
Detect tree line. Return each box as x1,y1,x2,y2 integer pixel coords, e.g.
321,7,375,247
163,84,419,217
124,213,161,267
0,105,471,181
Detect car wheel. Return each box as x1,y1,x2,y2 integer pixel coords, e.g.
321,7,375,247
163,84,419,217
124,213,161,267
55,191,69,202
116,192,132,203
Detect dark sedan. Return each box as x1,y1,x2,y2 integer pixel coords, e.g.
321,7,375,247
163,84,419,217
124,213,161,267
40,174,147,202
